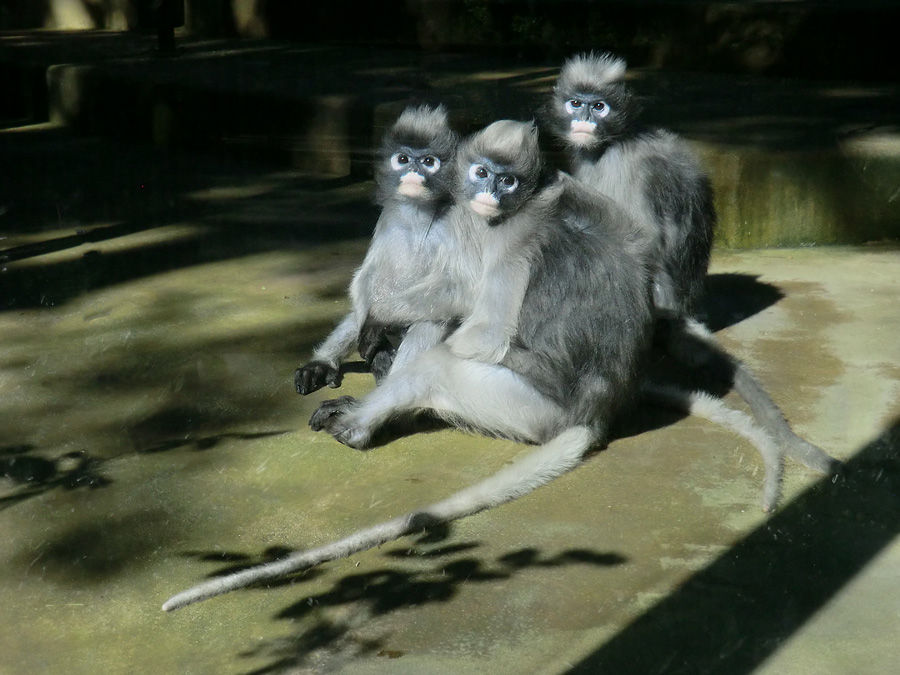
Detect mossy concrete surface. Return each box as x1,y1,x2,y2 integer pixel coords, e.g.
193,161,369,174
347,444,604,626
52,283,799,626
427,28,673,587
1,123,898,674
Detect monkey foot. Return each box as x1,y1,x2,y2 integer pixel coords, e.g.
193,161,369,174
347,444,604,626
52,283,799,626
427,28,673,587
309,397,374,449
331,424,373,450
309,396,358,431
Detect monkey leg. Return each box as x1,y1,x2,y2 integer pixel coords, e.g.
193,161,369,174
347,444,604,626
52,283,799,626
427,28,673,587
316,344,567,449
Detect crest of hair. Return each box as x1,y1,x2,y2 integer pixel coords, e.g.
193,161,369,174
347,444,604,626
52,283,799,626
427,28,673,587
556,52,627,94
463,120,543,186
386,104,458,157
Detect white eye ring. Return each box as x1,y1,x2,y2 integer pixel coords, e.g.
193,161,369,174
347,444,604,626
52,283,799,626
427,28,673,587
468,164,489,182
499,175,518,191
390,153,410,171
420,156,441,174
593,101,610,118
564,99,582,115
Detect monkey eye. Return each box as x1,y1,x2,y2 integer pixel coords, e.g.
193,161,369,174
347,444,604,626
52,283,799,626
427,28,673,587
468,164,490,182
592,101,610,118
420,156,441,173
564,99,583,114
499,175,518,190
390,153,410,170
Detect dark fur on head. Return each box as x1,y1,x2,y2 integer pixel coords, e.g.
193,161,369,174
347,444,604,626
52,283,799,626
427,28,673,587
546,52,641,151
376,105,459,206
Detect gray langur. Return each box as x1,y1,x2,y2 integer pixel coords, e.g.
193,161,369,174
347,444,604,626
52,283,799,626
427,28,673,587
293,104,461,395
295,108,775,468
545,52,839,496
163,120,790,613
162,120,656,612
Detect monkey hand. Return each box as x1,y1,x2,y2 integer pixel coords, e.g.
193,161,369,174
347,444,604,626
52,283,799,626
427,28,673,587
447,322,511,364
357,322,394,364
294,361,341,395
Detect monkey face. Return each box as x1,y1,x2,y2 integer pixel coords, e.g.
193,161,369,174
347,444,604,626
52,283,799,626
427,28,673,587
390,149,443,199
377,104,459,207
549,53,637,150
455,120,542,224
381,147,452,203
552,88,631,149
463,161,525,222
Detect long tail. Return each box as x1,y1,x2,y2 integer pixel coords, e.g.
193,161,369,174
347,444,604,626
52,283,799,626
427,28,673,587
642,383,784,511
678,318,840,475
162,425,596,612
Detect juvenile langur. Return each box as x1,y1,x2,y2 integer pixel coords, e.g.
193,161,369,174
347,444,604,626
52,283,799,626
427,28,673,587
163,120,800,612
162,120,657,612
545,52,838,481
294,104,460,395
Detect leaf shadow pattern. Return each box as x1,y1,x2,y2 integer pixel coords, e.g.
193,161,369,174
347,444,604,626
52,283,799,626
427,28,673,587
0,444,111,512
212,536,627,674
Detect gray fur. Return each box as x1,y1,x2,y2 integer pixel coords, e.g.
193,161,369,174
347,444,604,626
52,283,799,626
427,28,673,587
163,107,832,612
547,52,713,317
294,105,460,394
162,122,656,612
545,52,838,499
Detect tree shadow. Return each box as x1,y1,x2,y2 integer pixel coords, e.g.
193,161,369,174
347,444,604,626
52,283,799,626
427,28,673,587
566,418,900,674
0,443,111,512
210,418,899,674
205,535,628,674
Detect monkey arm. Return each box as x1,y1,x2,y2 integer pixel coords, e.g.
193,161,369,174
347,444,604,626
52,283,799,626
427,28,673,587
390,321,450,371
446,255,531,364
294,312,359,395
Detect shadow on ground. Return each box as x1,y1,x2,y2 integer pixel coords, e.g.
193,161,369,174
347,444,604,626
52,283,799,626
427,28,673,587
569,419,900,674
0,125,377,311
221,420,899,674
235,540,628,674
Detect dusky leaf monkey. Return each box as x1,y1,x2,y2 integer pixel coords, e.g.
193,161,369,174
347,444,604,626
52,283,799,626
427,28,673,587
544,52,839,501
293,107,777,472
293,104,460,395
164,119,784,612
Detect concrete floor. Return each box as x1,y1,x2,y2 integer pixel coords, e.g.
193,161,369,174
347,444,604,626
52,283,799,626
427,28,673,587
1,122,898,674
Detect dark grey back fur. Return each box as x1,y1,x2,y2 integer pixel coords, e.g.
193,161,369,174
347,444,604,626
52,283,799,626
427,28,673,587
546,52,715,318
501,174,655,434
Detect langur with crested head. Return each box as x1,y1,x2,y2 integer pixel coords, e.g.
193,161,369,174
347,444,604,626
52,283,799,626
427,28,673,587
294,104,461,395
163,119,794,613
544,52,839,488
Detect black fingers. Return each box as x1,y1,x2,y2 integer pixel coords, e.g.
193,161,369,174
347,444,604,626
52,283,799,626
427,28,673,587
294,361,341,395
369,350,395,384
357,322,395,364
